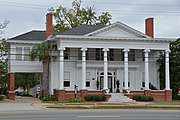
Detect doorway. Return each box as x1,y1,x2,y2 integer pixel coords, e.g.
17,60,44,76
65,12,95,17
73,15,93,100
99,72,113,92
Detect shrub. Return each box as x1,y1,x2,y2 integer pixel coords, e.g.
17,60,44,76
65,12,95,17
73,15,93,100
0,94,7,100
132,95,153,102
84,95,93,101
69,98,84,102
84,94,106,101
39,96,58,101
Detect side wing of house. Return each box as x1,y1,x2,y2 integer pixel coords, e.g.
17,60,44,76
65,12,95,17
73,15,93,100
7,31,44,73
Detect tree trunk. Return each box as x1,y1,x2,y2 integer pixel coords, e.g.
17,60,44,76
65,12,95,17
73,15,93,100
42,60,50,96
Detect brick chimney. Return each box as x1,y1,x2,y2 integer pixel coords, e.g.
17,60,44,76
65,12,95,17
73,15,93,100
46,12,53,38
145,18,154,38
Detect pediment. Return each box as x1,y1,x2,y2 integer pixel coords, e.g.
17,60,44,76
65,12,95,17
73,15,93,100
85,22,150,38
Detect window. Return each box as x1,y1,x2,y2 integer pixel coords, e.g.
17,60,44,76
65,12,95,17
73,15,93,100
64,72,70,87
95,48,103,60
86,72,90,80
16,47,22,61
86,72,90,87
108,49,114,61
142,72,145,87
64,81,70,87
64,48,70,59
24,47,30,61
86,81,90,87
129,50,135,61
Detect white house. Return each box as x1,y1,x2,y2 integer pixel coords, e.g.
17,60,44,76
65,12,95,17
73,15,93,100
7,13,174,101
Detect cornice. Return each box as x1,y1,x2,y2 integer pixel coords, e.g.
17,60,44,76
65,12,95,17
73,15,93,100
52,35,175,42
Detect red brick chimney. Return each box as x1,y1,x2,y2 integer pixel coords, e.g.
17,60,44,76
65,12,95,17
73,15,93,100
46,12,53,38
145,18,154,38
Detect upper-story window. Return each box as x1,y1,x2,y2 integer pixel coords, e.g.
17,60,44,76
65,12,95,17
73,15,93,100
122,49,135,61
16,47,22,61
64,48,70,59
24,47,30,61
95,48,103,60
108,49,114,61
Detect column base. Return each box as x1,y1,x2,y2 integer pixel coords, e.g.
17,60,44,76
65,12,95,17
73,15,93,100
144,90,151,96
7,91,15,100
58,89,66,101
80,89,88,97
165,90,172,101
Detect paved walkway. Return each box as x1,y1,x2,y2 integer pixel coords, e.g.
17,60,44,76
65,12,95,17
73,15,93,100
0,96,46,111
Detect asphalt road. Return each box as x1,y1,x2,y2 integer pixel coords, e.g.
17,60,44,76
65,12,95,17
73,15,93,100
0,109,180,120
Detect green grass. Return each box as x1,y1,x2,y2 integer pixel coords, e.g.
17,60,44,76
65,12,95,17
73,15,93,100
154,100,180,105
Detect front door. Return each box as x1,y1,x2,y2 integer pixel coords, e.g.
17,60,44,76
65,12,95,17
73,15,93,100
99,72,113,92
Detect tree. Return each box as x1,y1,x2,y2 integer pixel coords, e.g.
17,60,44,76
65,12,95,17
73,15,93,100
30,0,111,96
49,0,112,32
0,20,10,35
15,73,40,91
0,20,9,94
158,38,180,99
29,41,56,96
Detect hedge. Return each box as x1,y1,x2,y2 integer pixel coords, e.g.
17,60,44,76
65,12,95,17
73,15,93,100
132,95,154,102
84,94,106,101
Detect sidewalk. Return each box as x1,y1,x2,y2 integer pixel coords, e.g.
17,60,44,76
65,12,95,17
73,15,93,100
0,96,46,111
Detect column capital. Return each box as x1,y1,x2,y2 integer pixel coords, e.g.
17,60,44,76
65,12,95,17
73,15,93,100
123,48,130,52
81,47,88,51
58,47,65,51
103,48,109,52
165,49,171,53
143,49,150,53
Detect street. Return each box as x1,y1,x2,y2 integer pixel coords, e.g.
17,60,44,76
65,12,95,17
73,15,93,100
0,109,180,120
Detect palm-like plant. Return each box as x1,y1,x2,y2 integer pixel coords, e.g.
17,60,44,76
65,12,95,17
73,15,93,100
29,41,55,96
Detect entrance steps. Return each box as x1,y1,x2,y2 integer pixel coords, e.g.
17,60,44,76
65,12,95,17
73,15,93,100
108,93,135,102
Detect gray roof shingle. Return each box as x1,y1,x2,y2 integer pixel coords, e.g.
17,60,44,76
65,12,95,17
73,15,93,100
10,25,106,41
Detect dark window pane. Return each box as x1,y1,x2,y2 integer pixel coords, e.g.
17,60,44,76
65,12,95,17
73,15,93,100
64,81,70,87
86,81,90,87
142,82,145,87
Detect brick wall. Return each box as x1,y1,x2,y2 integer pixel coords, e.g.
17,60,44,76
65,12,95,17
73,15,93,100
124,90,172,101
54,90,109,101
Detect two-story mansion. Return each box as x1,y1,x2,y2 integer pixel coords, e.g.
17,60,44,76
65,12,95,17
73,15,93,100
7,13,174,101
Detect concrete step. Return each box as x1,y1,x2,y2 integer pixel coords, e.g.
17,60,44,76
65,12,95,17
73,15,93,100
108,93,135,102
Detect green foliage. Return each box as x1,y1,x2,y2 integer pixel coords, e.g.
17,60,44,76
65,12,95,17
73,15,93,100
69,97,84,102
39,95,58,101
158,38,180,99
15,73,40,90
132,95,154,102
49,0,112,32
0,94,7,100
174,95,180,100
84,94,106,101
29,42,57,96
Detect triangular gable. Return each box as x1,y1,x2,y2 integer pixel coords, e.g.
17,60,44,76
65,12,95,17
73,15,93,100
85,21,150,38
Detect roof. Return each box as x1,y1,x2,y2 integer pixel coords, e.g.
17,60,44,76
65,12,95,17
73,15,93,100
61,25,106,35
10,25,106,41
10,30,62,41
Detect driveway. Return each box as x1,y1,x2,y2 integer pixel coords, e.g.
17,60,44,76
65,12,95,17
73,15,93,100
0,96,45,111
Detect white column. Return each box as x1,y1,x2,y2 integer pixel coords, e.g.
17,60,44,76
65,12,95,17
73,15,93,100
81,47,87,90
165,50,170,90
103,48,109,90
59,47,65,90
123,48,129,90
144,49,150,90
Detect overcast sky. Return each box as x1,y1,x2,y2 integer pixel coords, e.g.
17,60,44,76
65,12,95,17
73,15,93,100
0,0,179,39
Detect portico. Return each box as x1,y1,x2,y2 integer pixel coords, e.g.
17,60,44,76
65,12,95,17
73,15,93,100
50,35,172,95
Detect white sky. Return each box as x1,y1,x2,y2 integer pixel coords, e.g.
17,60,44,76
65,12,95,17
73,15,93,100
0,0,180,39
